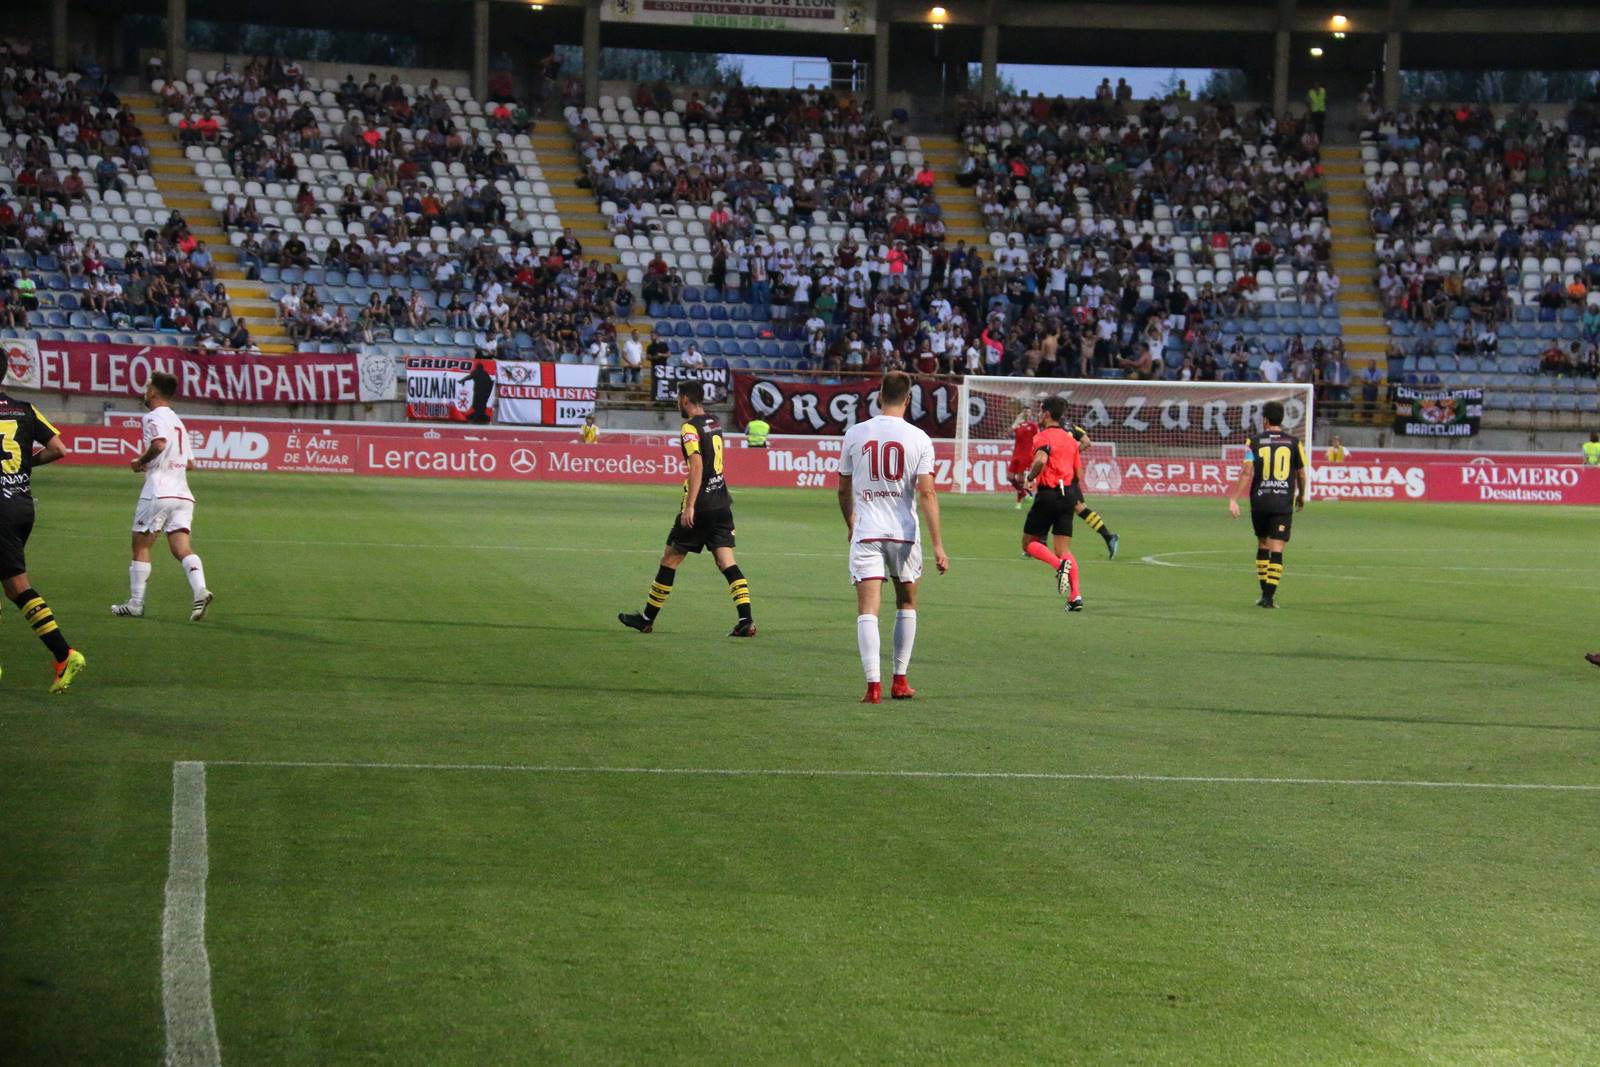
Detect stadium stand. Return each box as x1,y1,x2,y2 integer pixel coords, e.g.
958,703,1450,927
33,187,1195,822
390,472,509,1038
144,59,647,365
944,91,1353,391
0,55,239,351
565,84,961,374
1360,98,1600,423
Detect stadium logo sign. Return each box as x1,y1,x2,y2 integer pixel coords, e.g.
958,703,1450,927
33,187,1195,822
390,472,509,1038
1084,460,1123,494
510,448,539,474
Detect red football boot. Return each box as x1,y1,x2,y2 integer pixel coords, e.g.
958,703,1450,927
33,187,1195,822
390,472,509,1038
890,675,915,700
861,682,882,704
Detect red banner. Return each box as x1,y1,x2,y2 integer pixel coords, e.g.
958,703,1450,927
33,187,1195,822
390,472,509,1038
9,340,372,404
732,374,961,437
50,424,1600,505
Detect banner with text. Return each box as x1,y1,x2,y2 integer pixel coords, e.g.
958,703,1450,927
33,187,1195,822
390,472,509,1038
1,338,387,404
600,0,872,34
653,365,730,404
495,362,600,426
733,374,961,437
405,356,495,422
53,424,1600,505
1394,386,1483,437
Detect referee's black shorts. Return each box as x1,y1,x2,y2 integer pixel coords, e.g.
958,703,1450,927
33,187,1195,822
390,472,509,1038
1023,486,1075,538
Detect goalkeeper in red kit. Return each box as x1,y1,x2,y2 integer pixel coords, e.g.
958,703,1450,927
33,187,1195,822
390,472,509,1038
1007,408,1039,507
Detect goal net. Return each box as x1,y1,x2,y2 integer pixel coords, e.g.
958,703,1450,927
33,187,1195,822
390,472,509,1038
954,377,1314,494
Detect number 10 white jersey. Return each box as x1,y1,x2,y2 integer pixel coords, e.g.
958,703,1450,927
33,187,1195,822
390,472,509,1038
839,415,935,545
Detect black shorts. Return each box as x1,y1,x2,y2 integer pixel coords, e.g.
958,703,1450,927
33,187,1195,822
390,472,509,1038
1065,482,1085,507
1023,486,1075,538
667,507,736,554
1252,509,1293,543
0,503,35,581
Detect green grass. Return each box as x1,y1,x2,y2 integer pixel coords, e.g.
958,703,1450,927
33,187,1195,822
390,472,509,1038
1,469,1597,1065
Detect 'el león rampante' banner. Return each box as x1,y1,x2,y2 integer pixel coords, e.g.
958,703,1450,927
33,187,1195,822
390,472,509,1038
600,0,872,33
1394,385,1483,437
1,337,394,404
732,373,961,437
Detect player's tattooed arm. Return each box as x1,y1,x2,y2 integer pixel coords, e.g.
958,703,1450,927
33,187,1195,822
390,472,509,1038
31,434,66,467
132,436,167,473
681,451,703,526
837,474,854,540
916,473,949,574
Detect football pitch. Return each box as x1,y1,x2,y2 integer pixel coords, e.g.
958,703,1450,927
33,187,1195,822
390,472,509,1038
2,469,1596,1065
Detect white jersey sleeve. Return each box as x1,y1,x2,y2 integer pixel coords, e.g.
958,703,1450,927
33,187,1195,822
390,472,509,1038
141,407,194,501
841,415,934,545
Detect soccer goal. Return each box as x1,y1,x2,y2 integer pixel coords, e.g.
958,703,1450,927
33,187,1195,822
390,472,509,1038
953,377,1314,494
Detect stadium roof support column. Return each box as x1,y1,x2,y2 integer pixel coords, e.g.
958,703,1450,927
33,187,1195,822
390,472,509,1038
583,0,601,108
1272,0,1296,116
166,0,187,81
873,1,890,120
51,0,69,68
472,0,490,103
980,0,999,103
1384,0,1411,112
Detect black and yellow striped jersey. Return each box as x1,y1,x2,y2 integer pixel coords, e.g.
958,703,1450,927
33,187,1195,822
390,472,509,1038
1244,430,1307,511
680,414,732,511
0,391,60,502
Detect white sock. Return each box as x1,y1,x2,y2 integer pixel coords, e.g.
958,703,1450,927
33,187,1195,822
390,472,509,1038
856,613,881,683
892,609,917,676
181,554,208,598
129,561,151,604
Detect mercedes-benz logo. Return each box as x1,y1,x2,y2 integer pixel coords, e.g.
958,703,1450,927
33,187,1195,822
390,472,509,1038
510,448,538,474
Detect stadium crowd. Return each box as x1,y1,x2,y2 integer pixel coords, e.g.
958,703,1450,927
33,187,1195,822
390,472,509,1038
1,42,241,347
161,58,631,358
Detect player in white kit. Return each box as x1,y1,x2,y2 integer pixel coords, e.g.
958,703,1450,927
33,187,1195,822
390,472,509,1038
111,373,214,621
836,371,949,704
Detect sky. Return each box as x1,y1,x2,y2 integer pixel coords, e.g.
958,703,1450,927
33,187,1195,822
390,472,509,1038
731,55,1219,96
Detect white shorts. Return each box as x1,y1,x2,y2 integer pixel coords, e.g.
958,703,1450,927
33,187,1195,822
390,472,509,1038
849,539,922,585
133,497,195,535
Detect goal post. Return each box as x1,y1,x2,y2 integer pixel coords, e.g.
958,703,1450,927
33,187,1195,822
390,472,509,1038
953,377,1314,493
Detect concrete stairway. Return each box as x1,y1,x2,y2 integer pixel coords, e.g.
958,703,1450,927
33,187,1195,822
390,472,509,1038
1323,145,1386,372
124,92,292,353
531,121,651,341
920,134,990,252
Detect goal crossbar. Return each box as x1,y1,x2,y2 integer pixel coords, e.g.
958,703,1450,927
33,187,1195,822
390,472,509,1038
954,377,1314,493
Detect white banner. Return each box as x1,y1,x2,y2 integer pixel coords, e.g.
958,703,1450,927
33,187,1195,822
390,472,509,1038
495,362,600,426
2,337,42,390
356,350,399,402
601,0,872,34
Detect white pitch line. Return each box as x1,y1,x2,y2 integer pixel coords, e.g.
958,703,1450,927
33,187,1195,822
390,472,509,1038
1139,551,1600,589
202,760,1600,793
162,761,222,1067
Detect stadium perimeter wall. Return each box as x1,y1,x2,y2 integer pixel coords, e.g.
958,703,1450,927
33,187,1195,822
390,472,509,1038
53,416,1600,507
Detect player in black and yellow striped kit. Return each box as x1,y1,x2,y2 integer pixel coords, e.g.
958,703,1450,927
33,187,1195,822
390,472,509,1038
1227,400,1307,609
1065,425,1120,559
619,381,756,636
0,364,86,691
